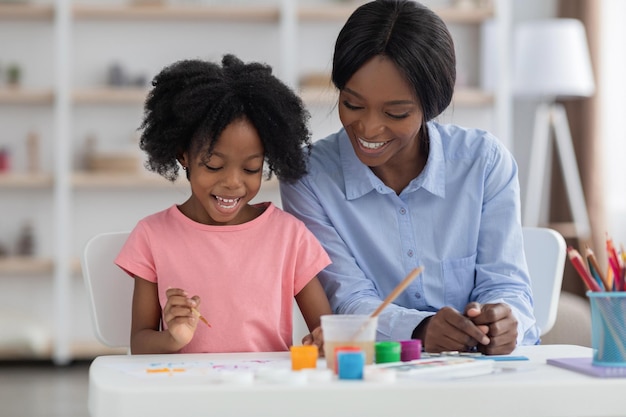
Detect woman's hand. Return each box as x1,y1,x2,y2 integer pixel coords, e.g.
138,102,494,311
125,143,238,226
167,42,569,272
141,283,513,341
419,306,491,353
163,288,201,348
301,326,325,356
466,302,518,355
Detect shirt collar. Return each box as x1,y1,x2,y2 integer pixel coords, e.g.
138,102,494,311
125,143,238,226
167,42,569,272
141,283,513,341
339,123,446,200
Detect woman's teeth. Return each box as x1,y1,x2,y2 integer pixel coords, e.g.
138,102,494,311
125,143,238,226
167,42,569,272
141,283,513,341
215,196,239,209
358,137,387,149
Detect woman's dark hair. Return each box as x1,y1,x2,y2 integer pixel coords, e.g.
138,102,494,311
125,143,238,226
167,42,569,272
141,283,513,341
139,54,311,182
332,0,456,122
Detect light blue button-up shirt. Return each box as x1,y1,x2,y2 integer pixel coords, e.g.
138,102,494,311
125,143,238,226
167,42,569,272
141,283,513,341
280,122,539,345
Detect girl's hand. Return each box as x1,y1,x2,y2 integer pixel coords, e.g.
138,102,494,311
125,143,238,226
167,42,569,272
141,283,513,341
163,288,201,348
301,326,325,356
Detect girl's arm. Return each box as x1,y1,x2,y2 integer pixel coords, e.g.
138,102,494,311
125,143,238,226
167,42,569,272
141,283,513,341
295,276,332,353
130,277,198,354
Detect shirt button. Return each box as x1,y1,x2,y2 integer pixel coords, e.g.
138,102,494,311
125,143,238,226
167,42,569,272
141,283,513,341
407,250,414,257
399,207,406,215
414,292,421,299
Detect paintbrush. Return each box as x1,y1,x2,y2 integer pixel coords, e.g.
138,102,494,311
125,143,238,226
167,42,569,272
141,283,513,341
370,266,424,318
350,266,424,341
191,307,212,328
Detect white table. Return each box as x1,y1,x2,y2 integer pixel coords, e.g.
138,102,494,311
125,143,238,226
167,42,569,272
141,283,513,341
88,344,626,417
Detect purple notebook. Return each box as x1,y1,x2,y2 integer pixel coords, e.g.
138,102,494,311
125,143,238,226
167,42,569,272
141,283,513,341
547,357,626,378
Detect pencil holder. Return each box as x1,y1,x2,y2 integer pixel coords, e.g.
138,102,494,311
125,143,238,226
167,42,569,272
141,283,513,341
587,291,626,366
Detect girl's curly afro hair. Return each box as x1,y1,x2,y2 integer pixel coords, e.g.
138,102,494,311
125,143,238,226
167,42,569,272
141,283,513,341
139,54,311,183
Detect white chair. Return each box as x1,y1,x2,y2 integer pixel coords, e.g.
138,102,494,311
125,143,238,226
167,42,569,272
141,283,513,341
82,231,134,349
82,227,565,348
522,226,567,336
82,231,311,349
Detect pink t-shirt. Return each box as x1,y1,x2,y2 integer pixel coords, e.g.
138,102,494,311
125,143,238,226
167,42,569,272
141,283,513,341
115,202,331,353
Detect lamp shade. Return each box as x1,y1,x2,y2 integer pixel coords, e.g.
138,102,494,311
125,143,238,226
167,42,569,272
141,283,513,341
514,19,595,99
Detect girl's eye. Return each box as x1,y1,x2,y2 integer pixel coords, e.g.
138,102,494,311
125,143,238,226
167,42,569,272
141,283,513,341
204,164,221,171
342,100,362,110
244,168,262,174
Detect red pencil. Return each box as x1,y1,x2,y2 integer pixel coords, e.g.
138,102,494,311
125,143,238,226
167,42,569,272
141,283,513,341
567,247,603,292
606,236,623,291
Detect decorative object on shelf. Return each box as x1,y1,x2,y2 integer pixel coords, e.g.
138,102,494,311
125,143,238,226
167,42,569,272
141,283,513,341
107,62,148,88
514,19,595,240
452,0,476,8
452,0,492,8
107,63,126,87
132,0,166,5
6,63,22,87
16,220,35,257
299,72,331,89
0,147,10,172
87,151,140,173
26,131,40,173
84,134,140,173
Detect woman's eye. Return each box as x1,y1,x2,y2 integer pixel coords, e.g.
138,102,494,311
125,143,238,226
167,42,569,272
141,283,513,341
244,168,262,174
387,112,409,120
204,164,221,171
342,100,362,110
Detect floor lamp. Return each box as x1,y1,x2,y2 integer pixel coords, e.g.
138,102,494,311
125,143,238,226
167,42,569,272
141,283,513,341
514,19,595,240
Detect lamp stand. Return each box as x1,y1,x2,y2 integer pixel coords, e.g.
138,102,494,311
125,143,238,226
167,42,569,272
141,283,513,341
523,102,591,240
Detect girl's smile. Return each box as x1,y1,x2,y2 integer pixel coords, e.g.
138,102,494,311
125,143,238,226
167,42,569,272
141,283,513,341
179,117,265,226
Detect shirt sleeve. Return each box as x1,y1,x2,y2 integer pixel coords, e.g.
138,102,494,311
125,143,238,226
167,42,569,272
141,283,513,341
114,222,157,283
473,139,539,345
281,176,431,341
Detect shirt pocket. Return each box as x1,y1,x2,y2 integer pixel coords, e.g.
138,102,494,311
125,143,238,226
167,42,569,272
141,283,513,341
442,252,477,309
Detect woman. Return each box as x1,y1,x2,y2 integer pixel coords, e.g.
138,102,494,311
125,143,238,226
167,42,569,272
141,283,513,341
280,0,538,355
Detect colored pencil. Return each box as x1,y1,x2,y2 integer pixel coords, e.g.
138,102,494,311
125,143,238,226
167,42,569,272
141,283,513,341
585,246,609,291
567,247,602,292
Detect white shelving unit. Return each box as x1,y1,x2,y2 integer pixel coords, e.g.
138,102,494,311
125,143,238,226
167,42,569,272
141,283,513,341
0,0,510,364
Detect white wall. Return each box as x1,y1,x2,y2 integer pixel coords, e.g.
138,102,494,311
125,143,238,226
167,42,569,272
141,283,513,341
600,0,626,245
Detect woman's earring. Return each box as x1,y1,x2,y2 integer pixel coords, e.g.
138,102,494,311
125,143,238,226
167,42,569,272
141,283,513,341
182,166,187,171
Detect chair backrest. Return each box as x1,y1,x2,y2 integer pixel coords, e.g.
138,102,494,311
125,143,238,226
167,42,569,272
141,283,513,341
82,227,565,348
82,231,133,348
522,226,567,336
82,231,311,349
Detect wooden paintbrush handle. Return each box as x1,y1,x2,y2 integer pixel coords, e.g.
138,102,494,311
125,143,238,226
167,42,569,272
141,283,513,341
370,266,424,318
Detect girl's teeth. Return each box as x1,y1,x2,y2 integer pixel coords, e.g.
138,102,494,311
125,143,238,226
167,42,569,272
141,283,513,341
359,137,386,149
216,196,239,209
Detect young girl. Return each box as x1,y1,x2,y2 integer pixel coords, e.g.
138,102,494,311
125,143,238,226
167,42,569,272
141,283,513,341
115,55,332,355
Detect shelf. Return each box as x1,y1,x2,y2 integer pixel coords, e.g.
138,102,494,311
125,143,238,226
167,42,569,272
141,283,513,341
73,3,280,22
0,173,54,188
0,257,54,275
299,3,494,23
300,86,493,107
73,88,148,105
452,88,494,106
0,3,54,20
0,89,54,105
72,171,188,189
72,3,492,24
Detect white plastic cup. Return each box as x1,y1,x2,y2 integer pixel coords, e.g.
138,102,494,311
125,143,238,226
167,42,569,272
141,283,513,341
321,314,378,371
